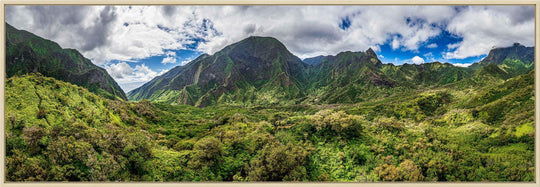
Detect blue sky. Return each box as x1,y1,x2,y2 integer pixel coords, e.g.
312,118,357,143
6,5,535,92
110,49,202,74
376,30,485,66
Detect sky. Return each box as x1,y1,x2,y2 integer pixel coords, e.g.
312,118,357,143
5,5,535,92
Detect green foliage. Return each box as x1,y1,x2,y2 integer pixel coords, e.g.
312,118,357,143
247,141,313,181
5,64,535,182
5,74,152,181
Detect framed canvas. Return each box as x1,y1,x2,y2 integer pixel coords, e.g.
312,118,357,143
1,0,538,186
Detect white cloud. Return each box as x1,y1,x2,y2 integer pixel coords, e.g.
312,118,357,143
161,50,177,64
105,62,133,79
444,6,534,59
391,37,400,50
161,56,176,64
379,54,384,58
423,52,436,62
5,5,534,89
426,43,438,48
447,42,460,49
6,6,204,65
8,5,531,62
104,62,166,92
192,6,457,58
179,60,191,66
411,56,425,64
453,63,473,67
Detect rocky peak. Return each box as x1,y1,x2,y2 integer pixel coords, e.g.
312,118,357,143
480,43,534,65
365,48,377,58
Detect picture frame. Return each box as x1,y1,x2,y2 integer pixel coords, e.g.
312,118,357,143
1,0,538,186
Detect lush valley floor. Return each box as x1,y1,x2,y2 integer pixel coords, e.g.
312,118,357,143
5,72,535,181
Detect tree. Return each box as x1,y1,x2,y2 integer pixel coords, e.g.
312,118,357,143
398,159,424,181
248,141,313,181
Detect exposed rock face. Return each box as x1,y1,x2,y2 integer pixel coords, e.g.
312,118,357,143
6,23,127,100
470,43,535,78
480,43,534,65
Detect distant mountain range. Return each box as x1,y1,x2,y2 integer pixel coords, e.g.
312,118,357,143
128,36,534,107
6,23,127,100
5,23,534,106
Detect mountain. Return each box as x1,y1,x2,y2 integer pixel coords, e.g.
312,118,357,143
479,43,534,65
303,49,473,104
303,49,394,103
128,36,308,107
381,62,474,87
303,55,328,66
5,23,127,100
470,43,534,78
130,36,533,107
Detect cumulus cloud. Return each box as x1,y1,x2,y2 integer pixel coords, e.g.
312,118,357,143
6,6,116,59
5,5,534,89
6,6,207,65
189,6,460,58
447,43,460,49
411,56,425,64
105,62,132,79
423,52,437,62
104,62,166,92
161,51,177,64
161,57,176,64
179,60,192,66
453,63,473,67
8,5,532,62
392,37,400,50
444,6,535,59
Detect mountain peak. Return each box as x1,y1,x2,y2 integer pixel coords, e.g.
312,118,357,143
480,42,534,65
226,36,289,54
241,36,282,44
365,48,377,57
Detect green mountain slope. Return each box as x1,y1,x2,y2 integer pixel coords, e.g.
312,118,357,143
303,50,473,104
303,55,328,66
6,23,127,100
128,36,308,107
470,43,534,78
130,38,475,106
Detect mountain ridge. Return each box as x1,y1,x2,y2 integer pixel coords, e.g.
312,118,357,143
128,35,534,107
6,23,127,100
128,36,308,107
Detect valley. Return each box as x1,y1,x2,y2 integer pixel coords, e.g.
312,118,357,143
4,23,536,182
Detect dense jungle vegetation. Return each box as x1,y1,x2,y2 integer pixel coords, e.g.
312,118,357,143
5,70,534,181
